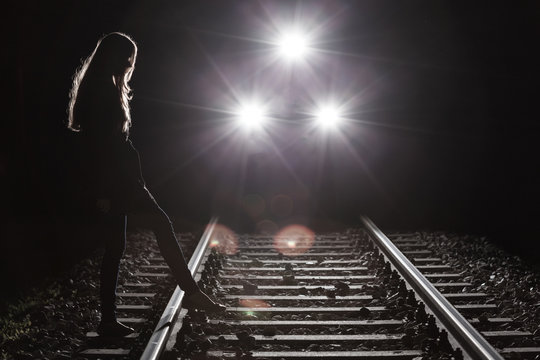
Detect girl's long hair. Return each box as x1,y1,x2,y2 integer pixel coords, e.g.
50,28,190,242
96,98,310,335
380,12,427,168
67,32,137,137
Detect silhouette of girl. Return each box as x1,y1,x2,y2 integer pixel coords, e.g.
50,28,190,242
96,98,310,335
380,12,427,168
67,32,224,337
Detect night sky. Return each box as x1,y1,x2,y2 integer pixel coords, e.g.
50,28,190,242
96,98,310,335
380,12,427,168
3,0,540,285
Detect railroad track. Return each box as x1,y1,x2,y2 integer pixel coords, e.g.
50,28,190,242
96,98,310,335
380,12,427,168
79,217,540,359
78,230,200,359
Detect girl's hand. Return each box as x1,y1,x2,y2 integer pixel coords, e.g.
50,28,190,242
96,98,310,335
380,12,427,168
96,198,111,213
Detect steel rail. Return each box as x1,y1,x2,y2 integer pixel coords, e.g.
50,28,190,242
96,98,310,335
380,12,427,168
140,217,218,360
360,215,503,360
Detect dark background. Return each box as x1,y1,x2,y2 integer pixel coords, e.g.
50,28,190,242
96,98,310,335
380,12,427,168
3,1,540,297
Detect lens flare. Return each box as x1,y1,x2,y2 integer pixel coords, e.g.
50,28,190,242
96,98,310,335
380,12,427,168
208,224,238,255
273,224,315,256
239,298,271,308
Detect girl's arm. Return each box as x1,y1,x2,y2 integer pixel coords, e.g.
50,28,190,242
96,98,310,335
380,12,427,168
127,139,146,188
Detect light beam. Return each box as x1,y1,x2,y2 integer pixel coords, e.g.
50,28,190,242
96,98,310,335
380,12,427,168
276,31,310,61
315,104,343,129
235,102,266,130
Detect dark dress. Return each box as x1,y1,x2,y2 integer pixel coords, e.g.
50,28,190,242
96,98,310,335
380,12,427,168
80,131,149,215
78,119,198,321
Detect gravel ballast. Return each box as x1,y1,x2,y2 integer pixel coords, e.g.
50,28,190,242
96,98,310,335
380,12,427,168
1,229,539,359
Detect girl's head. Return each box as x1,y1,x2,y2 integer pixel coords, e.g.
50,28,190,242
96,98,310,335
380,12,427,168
68,32,138,137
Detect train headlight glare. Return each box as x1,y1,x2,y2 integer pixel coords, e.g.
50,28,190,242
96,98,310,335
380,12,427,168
315,105,342,129
277,32,310,61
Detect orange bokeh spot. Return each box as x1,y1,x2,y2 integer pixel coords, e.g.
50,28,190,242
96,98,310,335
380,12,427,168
208,224,238,255
239,298,270,308
273,224,315,256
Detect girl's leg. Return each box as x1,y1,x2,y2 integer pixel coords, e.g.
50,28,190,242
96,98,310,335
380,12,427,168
138,188,224,312
99,215,127,322
141,190,199,295
97,215,135,336
126,187,225,312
